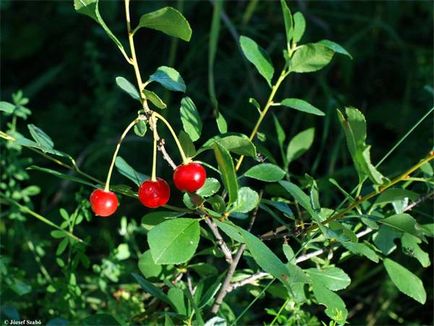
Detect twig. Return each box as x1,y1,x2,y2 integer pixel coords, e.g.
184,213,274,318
211,193,261,314
226,228,374,291
157,138,177,170
228,272,270,292
204,217,233,264
403,191,434,212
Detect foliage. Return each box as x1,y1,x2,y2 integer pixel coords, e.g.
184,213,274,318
1,1,433,325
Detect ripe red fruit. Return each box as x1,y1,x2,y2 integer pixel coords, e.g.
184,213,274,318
173,162,207,193
89,189,119,217
138,178,170,208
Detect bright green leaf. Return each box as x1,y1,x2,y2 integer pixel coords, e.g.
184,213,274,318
286,128,315,164
179,130,196,158
384,258,426,304
136,7,192,41
230,187,259,213
141,211,183,231
292,12,306,43
138,250,163,278
197,178,220,198
134,120,148,137
280,0,293,45
307,267,351,291
201,133,257,157
28,124,54,149
311,281,348,324
378,213,422,238
244,163,286,182
180,97,202,142
168,287,187,315
149,66,186,92
401,233,430,267
280,98,325,116
148,218,200,264
115,76,140,100
240,35,274,86
279,180,321,222
341,241,379,262
373,225,400,255
290,43,334,73
115,156,147,186
317,39,352,59
143,89,166,109
213,142,238,204
337,107,385,185
0,101,15,114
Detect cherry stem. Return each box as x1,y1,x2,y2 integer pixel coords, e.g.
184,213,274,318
152,111,189,165
104,118,139,192
151,118,158,182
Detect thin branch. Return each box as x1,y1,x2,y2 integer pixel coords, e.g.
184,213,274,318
204,217,233,264
404,191,434,212
226,228,374,291
228,272,269,292
157,138,177,170
211,192,262,314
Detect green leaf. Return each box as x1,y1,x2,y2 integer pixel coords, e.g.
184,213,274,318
115,77,140,100
134,120,148,137
317,40,352,59
401,233,430,268
115,156,147,186
311,281,348,324
286,128,315,164
131,273,174,306
141,211,183,231
115,243,130,260
378,213,422,238
168,287,188,315
201,133,256,157
375,188,418,205
292,12,306,43
148,218,200,264
179,130,196,158
9,278,32,296
307,267,351,291
341,241,379,262
290,43,334,73
280,98,325,116
73,0,126,59
180,97,202,142
136,7,192,42
337,107,385,185
239,35,274,86
384,258,426,304
216,112,228,134
280,0,293,45
82,314,120,326
282,243,295,263
213,142,238,204
28,166,95,187
244,163,286,182
196,178,220,198
279,181,321,222
149,66,186,92
0,101,15,114
28,124,54,149
230,187,259,213
143,89,166,109
373,225,400,255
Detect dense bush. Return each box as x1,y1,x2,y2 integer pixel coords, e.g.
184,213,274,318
1,1,433,325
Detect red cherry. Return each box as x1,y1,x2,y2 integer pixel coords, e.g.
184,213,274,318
138,178,170,208
89,189,119,217
173,163,207,193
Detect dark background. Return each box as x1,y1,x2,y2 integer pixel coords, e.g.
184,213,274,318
1,0,433,324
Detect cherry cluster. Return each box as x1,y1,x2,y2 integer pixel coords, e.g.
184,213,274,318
89,162,206,217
